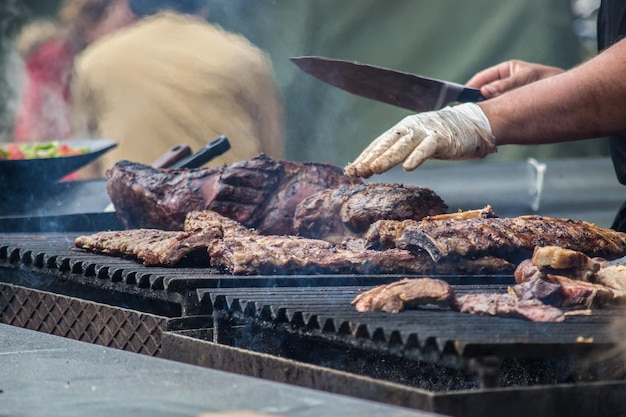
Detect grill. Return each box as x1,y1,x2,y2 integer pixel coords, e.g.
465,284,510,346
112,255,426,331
2,158,626,417
2,231,626,417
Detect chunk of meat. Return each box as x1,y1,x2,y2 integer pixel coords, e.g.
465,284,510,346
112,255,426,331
510,274,617,308
531,246,602,279
350,278,456,313
293,183,447,243
76,209,513,274
107,154,361,233
455,293,565,322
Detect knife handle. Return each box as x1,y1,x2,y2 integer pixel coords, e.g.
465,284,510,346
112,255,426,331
169,135,231,169
151,144,192,169
457,88,485,103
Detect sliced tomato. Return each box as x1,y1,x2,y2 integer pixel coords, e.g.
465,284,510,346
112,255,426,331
7,144,24,159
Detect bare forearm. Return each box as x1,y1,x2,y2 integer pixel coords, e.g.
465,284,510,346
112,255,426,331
479,38,626,146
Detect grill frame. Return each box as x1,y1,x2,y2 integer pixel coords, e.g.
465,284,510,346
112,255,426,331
3,231,626,417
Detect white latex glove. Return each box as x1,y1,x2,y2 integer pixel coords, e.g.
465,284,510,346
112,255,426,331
345,103,496,178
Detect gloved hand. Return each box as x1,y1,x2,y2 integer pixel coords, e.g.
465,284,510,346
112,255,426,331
344,103,496,178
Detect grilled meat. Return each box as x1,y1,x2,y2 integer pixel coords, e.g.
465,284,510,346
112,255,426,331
515,247,603,284
350,277,566,322
350,278,456,313
512,247,626,308
510,272,618,308
207,235,429,275
293,183,447,243
75,210,249,266
595,259,626,293
531,246,602,272
455,293,565,322
76,209,513,274
107,154,361,233
366,216,626,264
74,228,216,266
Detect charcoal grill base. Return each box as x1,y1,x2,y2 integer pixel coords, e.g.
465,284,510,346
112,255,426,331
162,328,626,417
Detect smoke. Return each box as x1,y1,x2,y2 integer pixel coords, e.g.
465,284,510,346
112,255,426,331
583,309,626,380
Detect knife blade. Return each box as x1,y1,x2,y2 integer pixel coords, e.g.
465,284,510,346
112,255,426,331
290,56,484,112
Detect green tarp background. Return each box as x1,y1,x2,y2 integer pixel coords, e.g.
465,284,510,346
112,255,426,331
1,0,609,165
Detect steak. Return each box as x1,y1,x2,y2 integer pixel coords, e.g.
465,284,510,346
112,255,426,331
350,278,456,313
365,216,626,264
293,183,447,243
511,271,618,308
107,154,361,234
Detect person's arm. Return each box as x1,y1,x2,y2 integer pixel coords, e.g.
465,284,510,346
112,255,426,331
482,37,626,146
466,60,564,99
345,38,626,178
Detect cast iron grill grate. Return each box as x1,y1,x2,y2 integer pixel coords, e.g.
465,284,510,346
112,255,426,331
0,283,166,355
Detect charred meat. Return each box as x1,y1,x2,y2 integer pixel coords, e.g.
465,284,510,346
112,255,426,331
511,246,626,308
107,154,361,234
76,210,513,275
293,183,447,243
350,277,566,322
350,278,456,313
455,293,565,322
207,235,431,275
366,216,626,264
74,228,216,266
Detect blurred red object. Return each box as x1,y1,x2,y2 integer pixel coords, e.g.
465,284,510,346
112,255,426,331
14,38,74,144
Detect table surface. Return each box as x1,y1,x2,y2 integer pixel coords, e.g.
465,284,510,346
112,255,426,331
0,323,443,417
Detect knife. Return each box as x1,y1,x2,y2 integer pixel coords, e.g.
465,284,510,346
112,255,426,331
290,56,484,112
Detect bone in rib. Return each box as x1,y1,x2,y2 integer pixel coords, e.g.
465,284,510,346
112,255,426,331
365,216,626,264
75,210,514,274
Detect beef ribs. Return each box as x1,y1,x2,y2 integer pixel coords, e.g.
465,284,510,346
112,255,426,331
107,154,361,234
366,216,626,264
293,183,447,243
75,210,250,266
76,209,513,275
74,228,216,266
207,235,431,275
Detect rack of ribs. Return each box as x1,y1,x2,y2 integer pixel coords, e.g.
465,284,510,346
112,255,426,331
75,210,514,275
365,215,626,264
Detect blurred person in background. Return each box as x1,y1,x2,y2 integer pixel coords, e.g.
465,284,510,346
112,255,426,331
345,0,626,230
13,0,134,143
72,0,284,178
